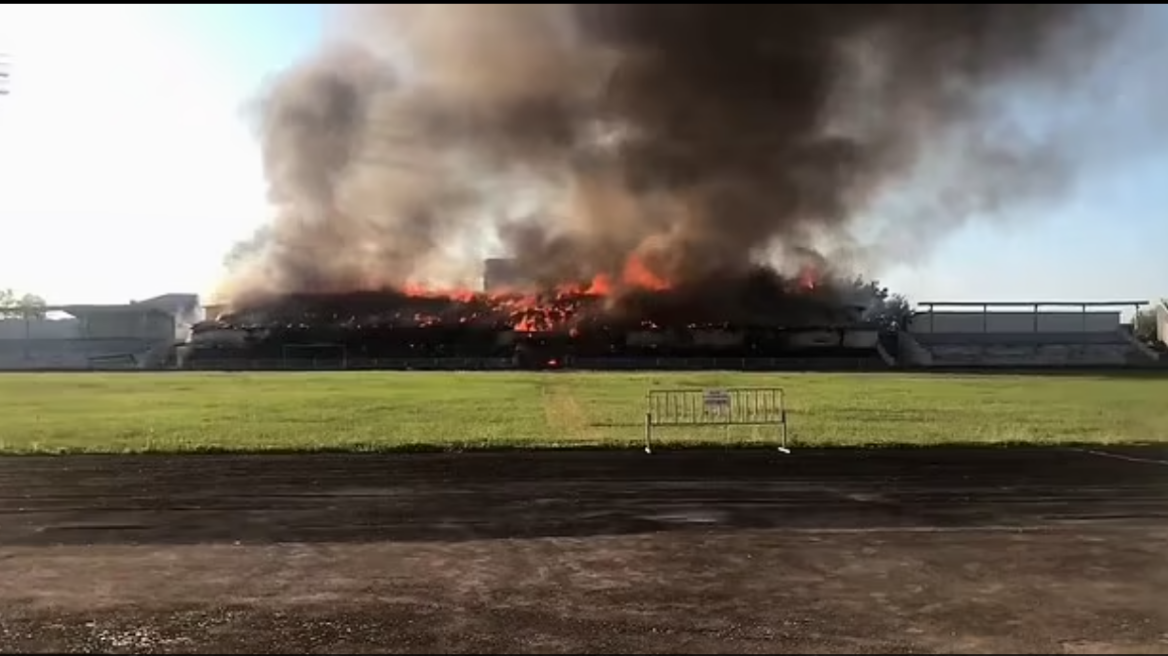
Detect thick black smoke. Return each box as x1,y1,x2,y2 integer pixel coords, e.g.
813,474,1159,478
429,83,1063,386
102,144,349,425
219,3,1120,310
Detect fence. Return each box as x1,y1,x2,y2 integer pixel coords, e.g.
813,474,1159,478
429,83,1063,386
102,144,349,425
177,355,883,372
644,387,789,454
181,356,516,371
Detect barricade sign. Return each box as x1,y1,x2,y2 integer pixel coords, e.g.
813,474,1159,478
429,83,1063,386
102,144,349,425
644,387,790,454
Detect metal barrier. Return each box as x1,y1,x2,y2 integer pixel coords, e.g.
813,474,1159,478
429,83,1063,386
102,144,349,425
644,387,789,454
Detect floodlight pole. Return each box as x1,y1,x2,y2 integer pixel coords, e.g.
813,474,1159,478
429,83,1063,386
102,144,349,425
0,53,9,96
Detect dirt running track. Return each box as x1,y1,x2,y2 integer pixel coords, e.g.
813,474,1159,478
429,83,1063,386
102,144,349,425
1,447,1167,654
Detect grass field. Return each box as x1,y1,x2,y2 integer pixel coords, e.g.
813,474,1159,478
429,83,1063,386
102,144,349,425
1,371,1166,454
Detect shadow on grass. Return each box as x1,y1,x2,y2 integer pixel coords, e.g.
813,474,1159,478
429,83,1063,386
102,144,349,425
3,438,1165,457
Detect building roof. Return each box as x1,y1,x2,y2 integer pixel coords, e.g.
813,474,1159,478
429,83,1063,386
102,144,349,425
134,293,200,313
42,293,200,318
50,304,172,317
916,300,1148,309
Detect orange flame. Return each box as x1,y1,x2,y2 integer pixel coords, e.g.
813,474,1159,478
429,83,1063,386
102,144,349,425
398,253,677,333
622,255,670,291
798,265,819,291
584,273,612,296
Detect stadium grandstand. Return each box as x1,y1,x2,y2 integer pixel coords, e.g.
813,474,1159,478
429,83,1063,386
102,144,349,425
179,291,1166,372
897,301,1162,369
0,293,201,370
17,286,1164,373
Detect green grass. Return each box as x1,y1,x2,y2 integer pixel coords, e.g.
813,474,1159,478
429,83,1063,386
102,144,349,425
0,371,1165,454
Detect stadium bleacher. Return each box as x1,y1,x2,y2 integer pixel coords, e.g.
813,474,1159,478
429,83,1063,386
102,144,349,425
899,302,1159,368
0,338,160,370
0,294,196,371
5,293,1164,372
914,336,1133,367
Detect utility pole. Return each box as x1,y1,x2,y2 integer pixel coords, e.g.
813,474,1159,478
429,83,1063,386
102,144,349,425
0,53,10,95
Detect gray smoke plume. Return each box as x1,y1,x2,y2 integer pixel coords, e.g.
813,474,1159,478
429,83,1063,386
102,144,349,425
219,3,1124,307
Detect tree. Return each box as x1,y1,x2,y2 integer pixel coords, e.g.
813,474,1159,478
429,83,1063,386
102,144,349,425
1133,307,1159,344
844,276,913,331
0,288,48,319
867,292,913,331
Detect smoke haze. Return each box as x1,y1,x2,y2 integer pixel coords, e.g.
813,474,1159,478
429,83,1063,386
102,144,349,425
219,3,1125,308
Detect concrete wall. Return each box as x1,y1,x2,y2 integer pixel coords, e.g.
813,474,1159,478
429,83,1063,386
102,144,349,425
0,318,80,340
897,332,933,366
4,311,181,342
691,329,746,348
0,338,156,370
483,258,532,292
913,331,1126,346
842,329,879,349
203,304,229,320
788,329,841,348
908,311,1121,334
926,342,1133,367
1036,311,1120,332
78,311,174,341
627,330,668,347
189,327,248,347
172,305,203,342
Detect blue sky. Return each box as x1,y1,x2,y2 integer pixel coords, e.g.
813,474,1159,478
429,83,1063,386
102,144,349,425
0,4,1164,307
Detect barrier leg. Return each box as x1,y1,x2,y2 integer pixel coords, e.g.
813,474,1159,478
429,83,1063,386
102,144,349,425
777,411,791,454
644,412,653,454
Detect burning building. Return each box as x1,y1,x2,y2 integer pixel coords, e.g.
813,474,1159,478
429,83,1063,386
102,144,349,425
185,261,882,370
197,4,1126,369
